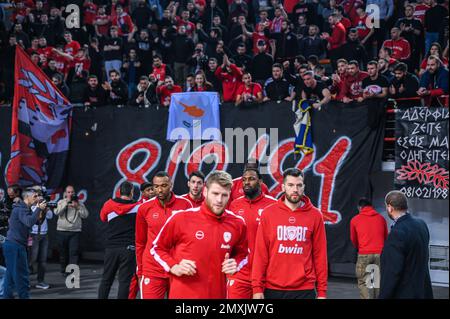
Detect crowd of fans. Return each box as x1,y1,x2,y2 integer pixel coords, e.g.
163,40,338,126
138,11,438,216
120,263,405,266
0,0,448,108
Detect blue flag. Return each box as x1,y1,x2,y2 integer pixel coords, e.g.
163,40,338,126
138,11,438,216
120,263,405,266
167,92,221,141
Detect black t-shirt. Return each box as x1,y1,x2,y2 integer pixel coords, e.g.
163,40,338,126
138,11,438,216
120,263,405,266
103,37,124,61
303,80,327,101
425,5,449,33
362,75,389,96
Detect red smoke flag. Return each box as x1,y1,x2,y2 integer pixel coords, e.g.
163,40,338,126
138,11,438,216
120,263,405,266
6,45,73,192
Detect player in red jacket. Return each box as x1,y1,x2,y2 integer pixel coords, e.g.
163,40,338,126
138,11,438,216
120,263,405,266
151,171,249,299
227,168,277,299
181,171,205,208
214,55,243,102
135,171,192,299
350,198,388,299
252,168,328,299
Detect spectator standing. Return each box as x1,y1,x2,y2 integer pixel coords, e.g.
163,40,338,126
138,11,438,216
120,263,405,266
350,198,388,299
299,24,327,59
424,0,448,53
339,28,368,68
361,61,389,101
389,62,420,104
54,185,89,276
301,71,332,110
365,0,394,51
214,55,243,102
121,48,143,98
192,71,214,92
382,27,411,63
341,60,369,103
320,13,346,68
103,26,124,82
235,72,264,106
250,40,274,84
173,25,195,85
205,58,222,92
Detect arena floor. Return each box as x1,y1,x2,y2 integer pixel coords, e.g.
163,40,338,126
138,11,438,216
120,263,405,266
27,262,449,299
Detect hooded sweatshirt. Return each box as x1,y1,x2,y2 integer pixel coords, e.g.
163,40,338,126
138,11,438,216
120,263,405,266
100,198,141,248
215,63,243,102
7,201,41,246
350,206,388,255
252,195,328,297
151,203,249,299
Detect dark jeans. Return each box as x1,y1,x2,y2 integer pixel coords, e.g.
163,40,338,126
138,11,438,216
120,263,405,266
2,240,30,299
98,246,136,299
264,288,316,299
57,231,80,273
30,234,49,282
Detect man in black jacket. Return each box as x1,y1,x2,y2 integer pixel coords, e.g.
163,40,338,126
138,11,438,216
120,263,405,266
173,25,195,85
379,190,433,299
339,29,368,69
103,69,129,107
82,75,108,108
272,20,299,62
299,25,327,59
98,181,140,299
130,75,158,108
263,63,295,102
388,62,419,107
250,40,274,85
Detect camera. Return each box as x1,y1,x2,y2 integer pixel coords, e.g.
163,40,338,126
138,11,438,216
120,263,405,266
42,193,57,209
69,194,79,204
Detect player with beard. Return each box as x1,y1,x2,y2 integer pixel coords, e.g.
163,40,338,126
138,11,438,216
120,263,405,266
230,159,270,204
151,171,249,299
182,171,205,208
227,169,277,299
252,168,328,299
135,172,192,299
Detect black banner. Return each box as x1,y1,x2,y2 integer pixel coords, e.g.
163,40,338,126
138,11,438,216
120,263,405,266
0,100,385,263
395,107,449,200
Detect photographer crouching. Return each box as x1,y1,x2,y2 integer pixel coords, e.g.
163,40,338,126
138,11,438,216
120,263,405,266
54,186,89,276
1,188,47,299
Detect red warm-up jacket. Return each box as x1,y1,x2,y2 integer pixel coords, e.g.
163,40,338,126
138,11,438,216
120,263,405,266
151,203,249,299
350,206,388,255
215,64,243,102
252,195,328,297
228,193,277,284
135,193,192,278
230,177,270,203
181,193,205,208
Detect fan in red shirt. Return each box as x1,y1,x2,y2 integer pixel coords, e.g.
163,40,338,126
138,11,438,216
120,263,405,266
227,168,276,299
350,198,388,299
352,7,374,43
135,171,193,299
330,58,349,100
321,13,347,51
111,5,135,38
235,72,264,106
150,55,170,84
53,48,91,81
36,37,55,68
413,1,430,24
94,6,111,37
156,76,182,107
181,171,205,208
151,171,249,299
214,55,243,103
63,31,81,56
335,5,352,31
83,0,97,26
340,60,369,103
252,168,328,299
382,27,411,62
175,9,196,38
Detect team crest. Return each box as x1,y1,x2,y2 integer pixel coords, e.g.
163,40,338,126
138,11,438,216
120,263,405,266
223,232,232,243
286,226,298,241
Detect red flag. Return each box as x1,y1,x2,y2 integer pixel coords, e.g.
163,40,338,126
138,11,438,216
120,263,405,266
6,45,72,192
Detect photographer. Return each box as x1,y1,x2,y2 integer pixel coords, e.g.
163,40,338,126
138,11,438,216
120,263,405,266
54,186,89,276
2,189,46,299
29,186,54,290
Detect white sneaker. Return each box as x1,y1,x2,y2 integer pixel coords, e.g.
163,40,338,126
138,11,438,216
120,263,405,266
35,282,50,289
